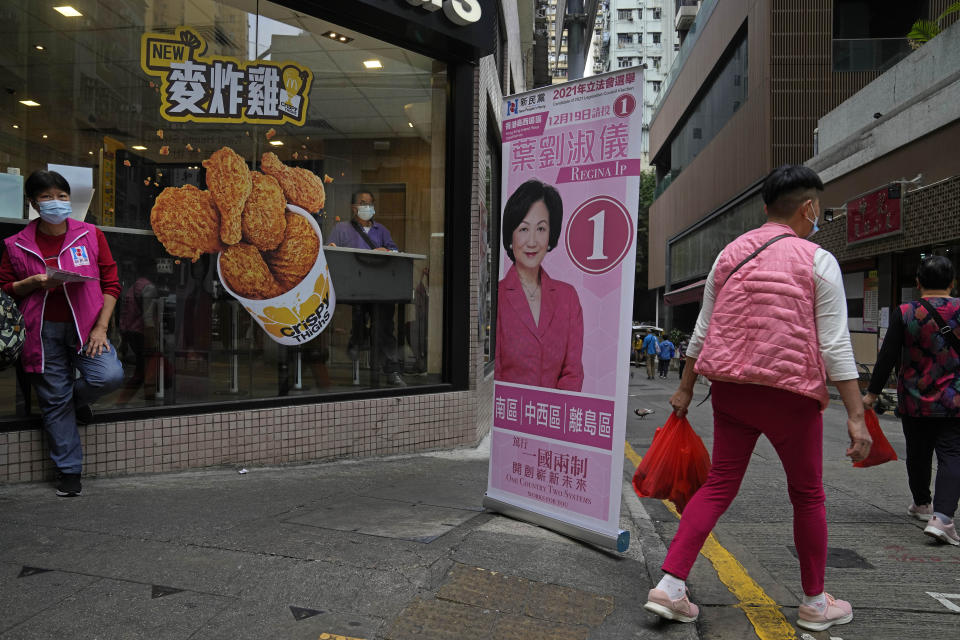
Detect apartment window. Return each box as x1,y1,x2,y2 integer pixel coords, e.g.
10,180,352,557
637,9,642,20
619,57,633,68
617,9,632,20
651,32,661,44
636,32,643,44
651,56,661,70
618,33,633,46
651,81,662,92
674,43,680,51
652,8,662,20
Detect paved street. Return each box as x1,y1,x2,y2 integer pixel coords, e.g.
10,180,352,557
1,370,958,639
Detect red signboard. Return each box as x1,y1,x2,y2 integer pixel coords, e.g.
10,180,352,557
846,183,902,245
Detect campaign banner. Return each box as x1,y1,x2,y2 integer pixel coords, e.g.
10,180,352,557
485,69,643,550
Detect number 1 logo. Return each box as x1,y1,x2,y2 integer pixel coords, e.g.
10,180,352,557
565,196,634,275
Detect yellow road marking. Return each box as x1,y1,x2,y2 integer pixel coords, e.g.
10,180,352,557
317,634,365,640
625,441,798,640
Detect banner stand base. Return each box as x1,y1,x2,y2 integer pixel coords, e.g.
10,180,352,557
482,495,630,552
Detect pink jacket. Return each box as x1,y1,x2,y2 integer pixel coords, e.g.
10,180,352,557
695,222,829,408
495,265,584,391
4,219,105,373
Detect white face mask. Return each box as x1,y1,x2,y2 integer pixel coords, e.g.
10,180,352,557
356,204,375,221
804,203,819,239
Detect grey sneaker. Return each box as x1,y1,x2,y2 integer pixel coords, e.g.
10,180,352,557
924,515,959,546
907,503,933,521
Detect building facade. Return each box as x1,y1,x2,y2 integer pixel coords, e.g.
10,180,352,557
808,20,960,366
0,0,524,482
647,0,956,334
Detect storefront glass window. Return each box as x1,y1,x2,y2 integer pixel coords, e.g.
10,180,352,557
0,1,448,421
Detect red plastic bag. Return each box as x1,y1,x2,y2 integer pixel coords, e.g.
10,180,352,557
853,408,898,468
632,413,711,512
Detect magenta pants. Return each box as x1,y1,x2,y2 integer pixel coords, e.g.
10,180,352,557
662,381,827,596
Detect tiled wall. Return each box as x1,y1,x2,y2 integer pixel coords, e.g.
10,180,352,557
0,392,482,482
0,36,516,484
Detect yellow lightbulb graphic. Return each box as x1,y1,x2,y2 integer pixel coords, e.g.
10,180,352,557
282,68,302,106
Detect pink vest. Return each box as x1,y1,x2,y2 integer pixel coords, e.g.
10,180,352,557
4,219,105,373
695,222,829,408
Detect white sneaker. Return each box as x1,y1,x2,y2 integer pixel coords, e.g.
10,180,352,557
924,515,960,546
907,503,933,521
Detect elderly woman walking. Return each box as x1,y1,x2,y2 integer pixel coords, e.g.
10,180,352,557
865,255,960,546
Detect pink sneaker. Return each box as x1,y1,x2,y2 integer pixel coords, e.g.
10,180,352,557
796,593,853,631
924,515,960,546
643,588,699,623
907,503,933,521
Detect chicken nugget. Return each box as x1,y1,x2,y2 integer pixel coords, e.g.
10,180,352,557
150,185,224,262
242,172,287,251
260,152,325,212
203,147,251,246
265,212,319,290
219,243,285,300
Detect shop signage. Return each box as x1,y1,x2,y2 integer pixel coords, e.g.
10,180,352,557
846,183,902,245
319,1,495,61
406,0,482,26
140,27,312,126
484,68,644,551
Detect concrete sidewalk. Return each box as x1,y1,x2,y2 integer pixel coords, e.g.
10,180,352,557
0,436,699,640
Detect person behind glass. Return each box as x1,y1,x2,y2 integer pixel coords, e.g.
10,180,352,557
495,179,583,391
657,336,675,379
642,330,659,379
115,258,158,406
864,255,960,546
326,190,405,386
646,165,871,632
0,170,124,497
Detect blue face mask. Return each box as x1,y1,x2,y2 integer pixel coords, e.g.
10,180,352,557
37,199,73,224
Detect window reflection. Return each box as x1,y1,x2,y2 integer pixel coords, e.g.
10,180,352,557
0,0,448,421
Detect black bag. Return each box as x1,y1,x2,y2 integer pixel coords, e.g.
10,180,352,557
0,290,25,371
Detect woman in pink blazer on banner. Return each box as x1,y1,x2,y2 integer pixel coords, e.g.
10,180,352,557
495,179,584,391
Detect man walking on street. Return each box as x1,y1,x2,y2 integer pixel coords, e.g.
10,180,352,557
642,330,659,380
657,336,675,379
644,165,871,632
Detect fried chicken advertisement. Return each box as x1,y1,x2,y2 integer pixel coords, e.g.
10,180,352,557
150,185,224,261
202,146,251,245
149,147,335,344
261,152,326,212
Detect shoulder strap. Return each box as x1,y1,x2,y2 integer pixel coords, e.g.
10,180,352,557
720,234,792,288
351,220,379,250
916,298,960,355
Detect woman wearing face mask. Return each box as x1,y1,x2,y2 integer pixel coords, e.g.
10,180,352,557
0,170,124,497
495,179,583,391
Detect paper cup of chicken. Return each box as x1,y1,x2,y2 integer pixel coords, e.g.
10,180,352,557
216,204,336,345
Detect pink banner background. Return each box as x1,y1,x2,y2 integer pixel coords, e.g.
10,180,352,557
494,383,616,451
489,429,612,521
